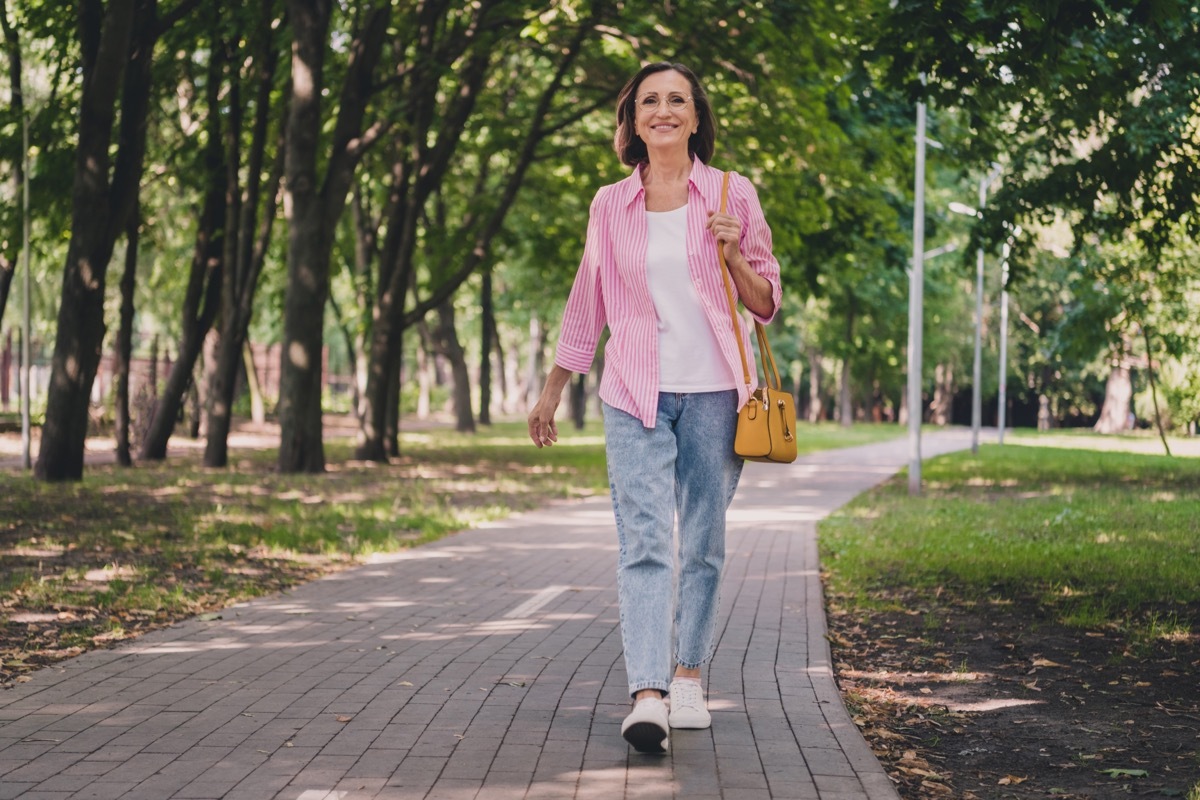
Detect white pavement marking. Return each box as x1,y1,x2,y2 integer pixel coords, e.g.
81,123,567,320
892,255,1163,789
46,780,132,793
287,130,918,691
503,584,571,618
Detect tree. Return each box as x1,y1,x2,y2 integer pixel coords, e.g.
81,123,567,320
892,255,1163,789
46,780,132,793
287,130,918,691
277,0,388,473
35,0,161,481
140,6,229,461
203,2,286,468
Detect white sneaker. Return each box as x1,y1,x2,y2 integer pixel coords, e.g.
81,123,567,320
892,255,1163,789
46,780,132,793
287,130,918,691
667,678,711,729
621,696,669,753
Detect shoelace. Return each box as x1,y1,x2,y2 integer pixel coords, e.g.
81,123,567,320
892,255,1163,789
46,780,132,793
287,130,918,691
672,680,703,710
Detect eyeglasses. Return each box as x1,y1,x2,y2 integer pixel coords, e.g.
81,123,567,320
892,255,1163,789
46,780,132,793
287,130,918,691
635,92,692,112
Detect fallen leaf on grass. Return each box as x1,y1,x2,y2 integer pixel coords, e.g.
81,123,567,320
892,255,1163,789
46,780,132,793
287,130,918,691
998,775,1027,785
1101,768,1148,778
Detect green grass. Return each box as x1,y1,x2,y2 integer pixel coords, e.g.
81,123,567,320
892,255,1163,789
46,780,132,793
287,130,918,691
791,420,905,454
820,444,1200,637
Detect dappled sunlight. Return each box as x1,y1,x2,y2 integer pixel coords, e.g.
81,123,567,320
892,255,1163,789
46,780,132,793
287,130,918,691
707,697,742,711
127,638,251,655
83,565,140,582
463,619,552,634
333,600,416,612
843,669,995,684
849,676,1046,714
728,506,829,523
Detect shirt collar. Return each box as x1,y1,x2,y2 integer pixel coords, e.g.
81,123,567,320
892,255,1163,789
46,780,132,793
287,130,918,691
614,158,723,209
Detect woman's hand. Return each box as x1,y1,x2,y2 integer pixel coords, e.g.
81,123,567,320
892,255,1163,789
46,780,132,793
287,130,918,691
708,210,775,319
527,365,573,448
527,394,560,448
707,211,744,269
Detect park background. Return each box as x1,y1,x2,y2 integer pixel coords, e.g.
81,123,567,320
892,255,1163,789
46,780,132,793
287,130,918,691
0,2,1198,798
0,0,1196,476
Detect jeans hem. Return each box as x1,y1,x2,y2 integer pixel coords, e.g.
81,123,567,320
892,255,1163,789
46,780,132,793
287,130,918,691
627,680,670,698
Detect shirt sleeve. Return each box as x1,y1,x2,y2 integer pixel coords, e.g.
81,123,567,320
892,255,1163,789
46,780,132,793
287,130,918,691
730,171,783,325
553,187,611,374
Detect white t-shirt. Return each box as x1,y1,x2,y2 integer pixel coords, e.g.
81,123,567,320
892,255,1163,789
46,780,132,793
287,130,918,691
645,205,737,393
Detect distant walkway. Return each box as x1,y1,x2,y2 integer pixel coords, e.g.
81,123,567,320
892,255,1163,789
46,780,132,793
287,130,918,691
0,431,976,799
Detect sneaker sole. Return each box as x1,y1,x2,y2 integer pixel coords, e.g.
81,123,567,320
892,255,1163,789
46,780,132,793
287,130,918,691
622,721,668,754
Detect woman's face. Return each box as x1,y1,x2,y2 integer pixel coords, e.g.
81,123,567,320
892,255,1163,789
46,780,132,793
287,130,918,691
634,69,698,156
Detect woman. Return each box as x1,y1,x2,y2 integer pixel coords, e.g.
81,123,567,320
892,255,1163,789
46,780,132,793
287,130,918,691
527,62,781,754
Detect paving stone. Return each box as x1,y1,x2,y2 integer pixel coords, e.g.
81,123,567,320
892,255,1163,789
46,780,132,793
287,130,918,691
0,435,978,799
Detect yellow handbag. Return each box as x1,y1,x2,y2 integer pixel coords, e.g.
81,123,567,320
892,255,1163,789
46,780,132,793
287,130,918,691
716,172,798,464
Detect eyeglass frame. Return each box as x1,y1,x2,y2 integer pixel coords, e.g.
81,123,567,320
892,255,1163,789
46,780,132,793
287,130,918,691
634,92,694,112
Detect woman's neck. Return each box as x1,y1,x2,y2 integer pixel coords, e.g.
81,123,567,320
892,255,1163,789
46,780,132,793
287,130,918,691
642,151,692,186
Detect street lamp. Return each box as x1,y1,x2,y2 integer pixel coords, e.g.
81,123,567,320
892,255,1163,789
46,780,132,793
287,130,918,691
997,224,1022,445
948,163,1001,455
906,82,929,496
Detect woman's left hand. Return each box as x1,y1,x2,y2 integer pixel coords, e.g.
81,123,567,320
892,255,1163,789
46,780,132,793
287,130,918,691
707,211,744,268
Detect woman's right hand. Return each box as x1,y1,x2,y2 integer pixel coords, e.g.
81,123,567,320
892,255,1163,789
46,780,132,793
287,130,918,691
527,365,573,448
527,393,560,448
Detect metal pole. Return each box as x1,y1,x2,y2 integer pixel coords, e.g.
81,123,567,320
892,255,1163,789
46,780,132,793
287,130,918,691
997,245,1010,445
907,88,927,495
20,106,32,470
971,176,985,455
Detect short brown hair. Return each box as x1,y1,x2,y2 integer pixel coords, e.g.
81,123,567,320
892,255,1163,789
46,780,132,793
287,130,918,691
613,62,716,167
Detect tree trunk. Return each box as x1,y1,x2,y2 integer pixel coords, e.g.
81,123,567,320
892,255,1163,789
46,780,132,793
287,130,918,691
141,28,227,460
1093,359,1133,434
930,363,954,425
36,0,156,482
1141,324,1172,456
114,214,139,467
415,322,432,420
243,344,265,425
432,299,474,433
204,76,284,465
0,0,25,333
838,358,852,428
479,269,494,426
807,350,824,423
278,0,387,473
569,372,586,430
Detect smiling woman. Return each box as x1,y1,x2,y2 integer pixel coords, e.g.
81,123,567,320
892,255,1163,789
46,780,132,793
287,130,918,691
526,61,784,755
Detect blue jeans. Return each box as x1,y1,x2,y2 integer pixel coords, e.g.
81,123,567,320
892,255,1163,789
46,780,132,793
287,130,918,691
603,391,743,697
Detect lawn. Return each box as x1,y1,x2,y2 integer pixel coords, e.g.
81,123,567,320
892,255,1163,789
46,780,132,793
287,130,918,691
820,442,1200,799
821,444,1200,633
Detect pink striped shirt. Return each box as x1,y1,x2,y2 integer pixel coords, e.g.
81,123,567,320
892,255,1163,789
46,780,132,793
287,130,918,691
553,159,782,428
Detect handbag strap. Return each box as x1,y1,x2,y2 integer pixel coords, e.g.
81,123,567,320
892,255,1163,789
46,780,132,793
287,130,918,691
716,172,782,393
717,173,753,391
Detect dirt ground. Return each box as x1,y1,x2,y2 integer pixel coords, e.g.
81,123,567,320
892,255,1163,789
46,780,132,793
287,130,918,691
827,592,1200,799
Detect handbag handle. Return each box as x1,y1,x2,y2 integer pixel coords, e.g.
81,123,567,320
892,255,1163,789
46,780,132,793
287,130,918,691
716,172,783,394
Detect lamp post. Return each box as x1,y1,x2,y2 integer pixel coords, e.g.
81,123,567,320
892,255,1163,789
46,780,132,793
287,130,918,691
20,106,32,470
906,86,928,496
948,164,1001,455
998,247,1009,445
996,225,1021,445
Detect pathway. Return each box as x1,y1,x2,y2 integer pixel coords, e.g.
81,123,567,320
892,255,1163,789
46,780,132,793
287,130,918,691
0,430,976,799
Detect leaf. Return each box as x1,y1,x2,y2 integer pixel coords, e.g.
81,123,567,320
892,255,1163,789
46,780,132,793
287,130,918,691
398,681,413,687
1101,768,1148,778
335,715,353,723
1032,658,1067,668
998,775,1027,785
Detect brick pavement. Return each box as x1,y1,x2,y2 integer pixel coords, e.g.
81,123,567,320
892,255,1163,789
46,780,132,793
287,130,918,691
0,431,975,799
